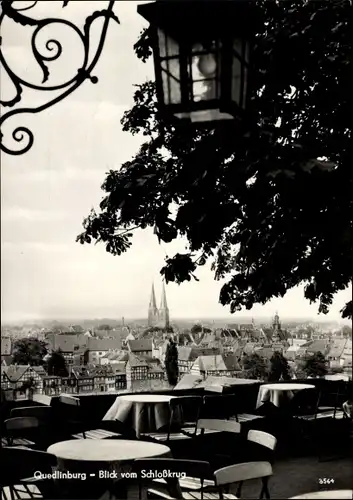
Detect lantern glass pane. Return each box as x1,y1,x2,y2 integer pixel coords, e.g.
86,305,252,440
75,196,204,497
232,39,249,108
157,29,180,58
190,42,219,102
157,29,182,105
161,57,181,104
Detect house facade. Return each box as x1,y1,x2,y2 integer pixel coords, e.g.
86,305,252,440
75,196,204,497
1,365,45,398
190,354,241,380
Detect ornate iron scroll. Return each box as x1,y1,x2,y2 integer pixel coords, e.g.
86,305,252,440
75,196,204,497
0,0,119,155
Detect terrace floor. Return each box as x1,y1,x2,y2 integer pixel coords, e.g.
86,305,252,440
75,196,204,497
236,455,353,499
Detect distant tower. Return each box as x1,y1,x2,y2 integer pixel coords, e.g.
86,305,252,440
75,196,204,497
273,312,281,331
158,282,170,329
148,284,159,327
272,312,282,343
122,317,125,327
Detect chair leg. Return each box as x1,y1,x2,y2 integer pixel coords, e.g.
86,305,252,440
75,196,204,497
260,477,270,499
236,481,243,498
167,408,174,442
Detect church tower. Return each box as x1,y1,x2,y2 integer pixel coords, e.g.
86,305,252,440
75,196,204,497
158,282,170,329
272,312,282,343
273,312,281,331
148,284,159,327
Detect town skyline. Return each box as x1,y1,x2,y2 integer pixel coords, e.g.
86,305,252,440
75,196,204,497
1,1,351,324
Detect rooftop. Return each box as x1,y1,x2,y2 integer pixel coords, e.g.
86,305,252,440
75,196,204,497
128,339,153,352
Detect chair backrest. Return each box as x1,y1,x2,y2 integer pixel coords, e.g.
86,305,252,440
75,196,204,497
4,416,39,431
202,394,238,419
197,418,241,434
247,430,277,451
319,382,347,410
342,400,353,420
59,395,80,406
11,406,52,423
133,458,212,500
0,447,57,484
169,395,203,428
288,388,320,415
169,395,203,411
214,461,273,486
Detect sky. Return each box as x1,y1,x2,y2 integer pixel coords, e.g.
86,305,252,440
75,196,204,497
1,1,351,324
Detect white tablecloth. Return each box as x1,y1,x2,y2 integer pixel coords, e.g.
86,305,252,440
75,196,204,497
103,395,177,438
48,439,171,463
48,439,171,499
256,383,315,409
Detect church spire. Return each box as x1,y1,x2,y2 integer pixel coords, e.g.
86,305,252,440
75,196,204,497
149,283,157,309
148,283,158,327
160,282,168,310
158,281,170,329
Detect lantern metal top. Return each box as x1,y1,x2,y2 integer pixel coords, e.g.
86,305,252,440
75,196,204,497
137,0,258,41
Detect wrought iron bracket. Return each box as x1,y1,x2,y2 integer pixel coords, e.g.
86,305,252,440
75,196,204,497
0,0,119,156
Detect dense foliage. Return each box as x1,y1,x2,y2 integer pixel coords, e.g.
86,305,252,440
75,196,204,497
47,349,69,377
77,0,352,318
302,351,328,378
12,338,48,366
144,326,174,335
83,349,89,366
268,351,291,381
165,338,179,386
242,352,270,380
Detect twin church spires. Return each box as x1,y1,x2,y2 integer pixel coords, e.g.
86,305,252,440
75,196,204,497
148,282,170,329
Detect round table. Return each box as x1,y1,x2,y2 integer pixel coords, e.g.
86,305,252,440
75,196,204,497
290,490,353,499
48,438,171,462
256,383,315,409
103,394,178,438
48,439,171,499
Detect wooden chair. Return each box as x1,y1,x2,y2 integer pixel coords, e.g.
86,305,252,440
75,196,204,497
201,395,238,420
11,406,52,424
190,419,243,473
143,420,241,494
0,447,59,499
142,396,203,443
160,418,240,493
234,413,265,424
316,382,347,419
246,430,277,462
209,461,273,500
58,395,132,440
3,416,39,447
132,458,214,500
196,418,241,436
203,392,263,425
293,386,348,422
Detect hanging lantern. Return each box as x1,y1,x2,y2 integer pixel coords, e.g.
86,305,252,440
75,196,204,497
138,0,257,125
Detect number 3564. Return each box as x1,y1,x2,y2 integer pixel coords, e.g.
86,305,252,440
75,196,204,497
319,478,335,485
